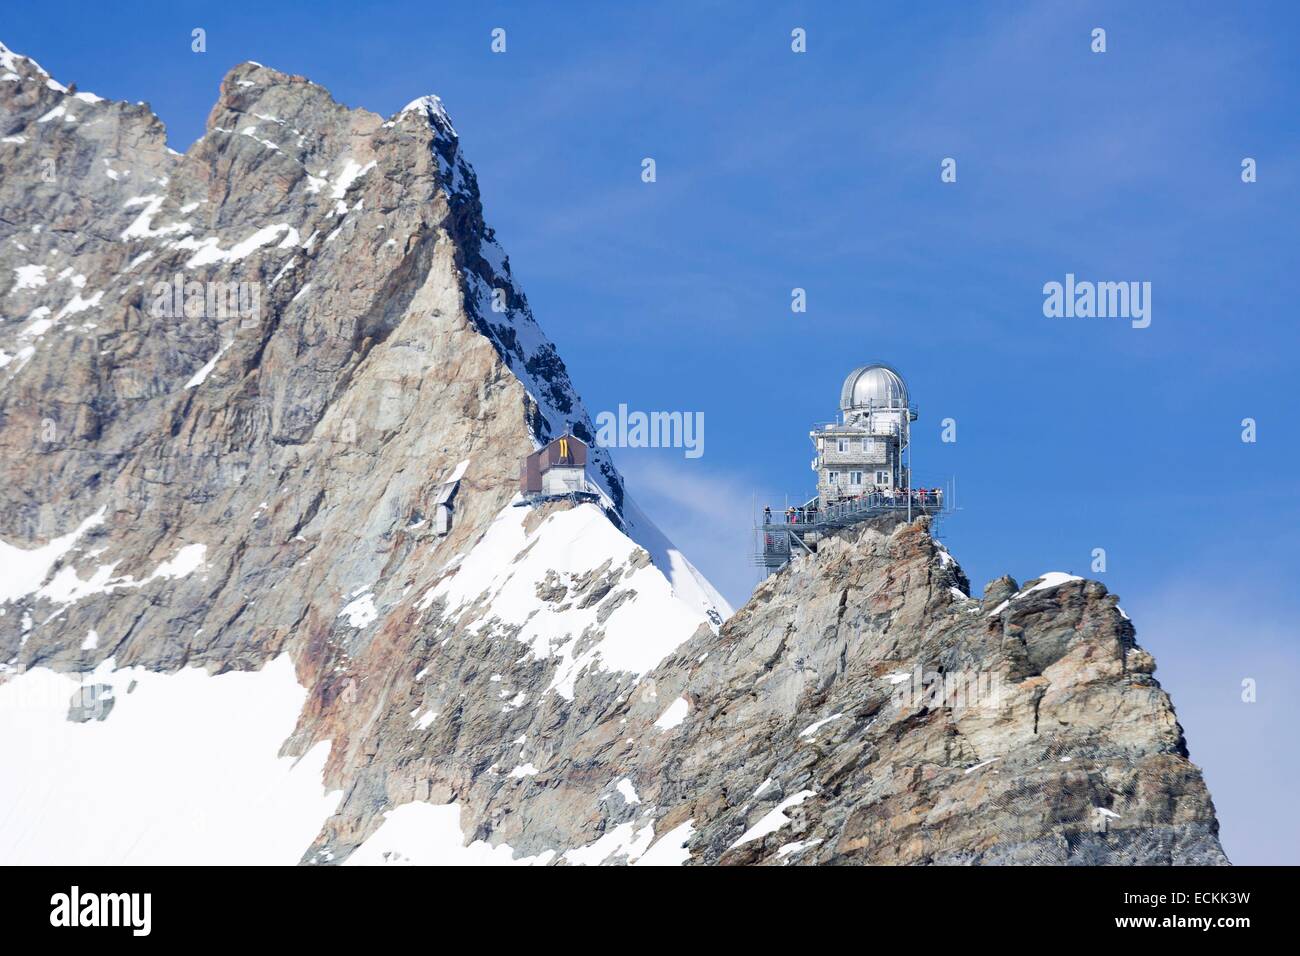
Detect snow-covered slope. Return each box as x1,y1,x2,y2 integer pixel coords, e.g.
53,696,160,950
416,502,717,699
0,655,337,864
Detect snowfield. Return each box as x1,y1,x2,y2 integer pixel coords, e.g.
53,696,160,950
0,655,339,864
420,501,718,700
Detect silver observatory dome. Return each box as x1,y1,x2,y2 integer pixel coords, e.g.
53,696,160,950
839,364,909,411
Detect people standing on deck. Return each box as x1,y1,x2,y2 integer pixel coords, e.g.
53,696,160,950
761,485,941,530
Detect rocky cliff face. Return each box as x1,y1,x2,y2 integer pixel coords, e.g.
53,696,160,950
0,42,1224,865
595,517,1226,864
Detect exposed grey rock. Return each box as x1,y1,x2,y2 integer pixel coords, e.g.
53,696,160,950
68,683,114,722
641,518,1226,865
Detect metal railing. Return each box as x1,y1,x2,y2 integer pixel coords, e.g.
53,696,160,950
760,490,946,529
755,477,953,571
820,490,944,523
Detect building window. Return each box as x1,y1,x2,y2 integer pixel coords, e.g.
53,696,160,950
875,470,889,484
828,471,839,484
837,439,848,453
850,471,863,485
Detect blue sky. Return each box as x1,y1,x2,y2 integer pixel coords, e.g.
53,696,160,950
6,1,1298,864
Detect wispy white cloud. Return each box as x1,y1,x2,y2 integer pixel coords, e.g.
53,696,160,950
618,453,762,610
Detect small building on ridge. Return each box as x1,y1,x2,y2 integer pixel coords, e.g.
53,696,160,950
520,433,589,497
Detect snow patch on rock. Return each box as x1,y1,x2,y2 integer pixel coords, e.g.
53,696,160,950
421,503,713,700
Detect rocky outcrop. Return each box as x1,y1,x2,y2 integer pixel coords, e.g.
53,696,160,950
0,41,1224,865
599,517,1226,864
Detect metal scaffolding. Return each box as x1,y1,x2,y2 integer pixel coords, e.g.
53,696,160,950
754,486,954,571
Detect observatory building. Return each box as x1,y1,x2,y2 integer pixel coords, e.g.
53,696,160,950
757,363,946,571
811,364,917,503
